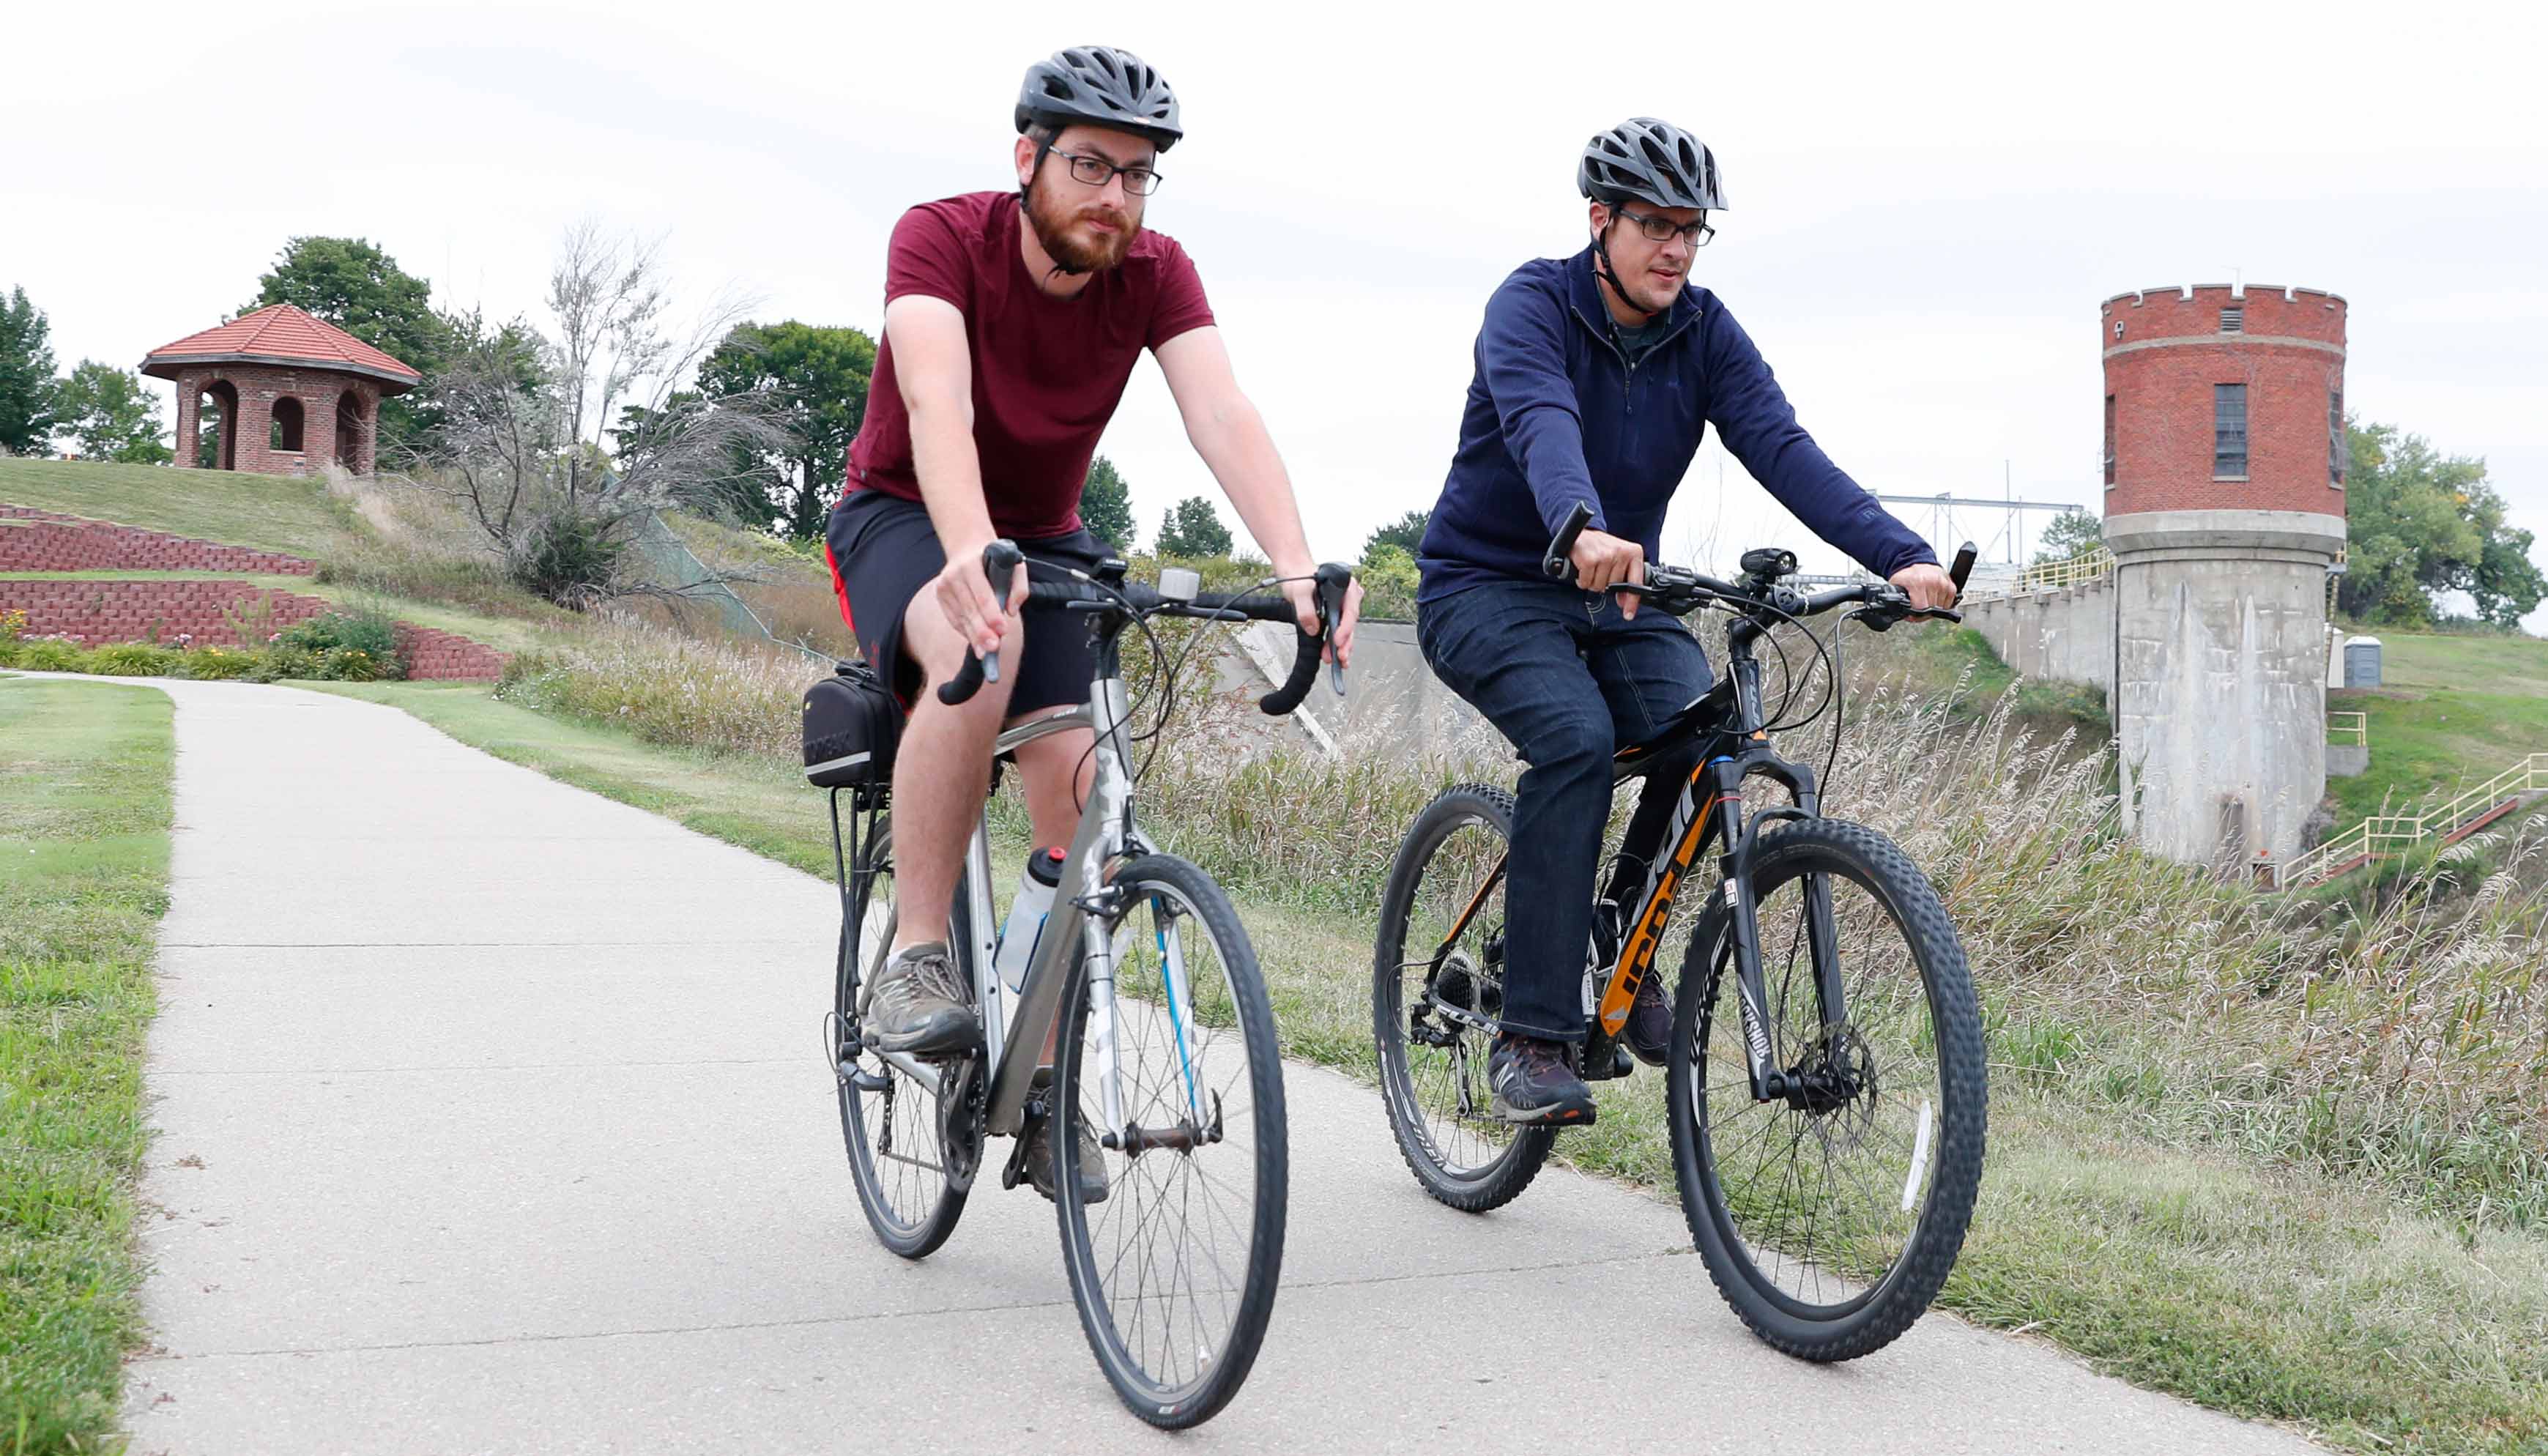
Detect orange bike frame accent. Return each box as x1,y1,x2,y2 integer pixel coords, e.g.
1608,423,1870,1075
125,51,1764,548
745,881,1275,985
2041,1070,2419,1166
1596,772,1731,1036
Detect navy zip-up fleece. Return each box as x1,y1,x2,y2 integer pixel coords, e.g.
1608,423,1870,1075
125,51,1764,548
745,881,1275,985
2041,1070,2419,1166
1417,245,1935,602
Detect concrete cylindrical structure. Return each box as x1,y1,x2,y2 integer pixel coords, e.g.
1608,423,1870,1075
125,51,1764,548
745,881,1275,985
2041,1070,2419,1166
2100,283,2348,869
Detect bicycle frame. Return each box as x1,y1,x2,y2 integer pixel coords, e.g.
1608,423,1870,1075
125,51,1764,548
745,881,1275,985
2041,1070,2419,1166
1427,614,1845,1104
863,637,1152,1140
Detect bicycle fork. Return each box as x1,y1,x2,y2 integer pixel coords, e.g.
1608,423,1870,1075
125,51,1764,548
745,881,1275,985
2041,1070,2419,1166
1710,786,1851,1108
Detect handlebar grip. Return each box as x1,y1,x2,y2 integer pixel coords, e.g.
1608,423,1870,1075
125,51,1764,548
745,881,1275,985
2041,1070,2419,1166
1260,560,1356,716
1258,625,1325,716
1544,501,1594,581
935,540,1025,707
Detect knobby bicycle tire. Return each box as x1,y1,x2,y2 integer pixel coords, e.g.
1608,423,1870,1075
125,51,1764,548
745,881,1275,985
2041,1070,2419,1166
1373,784,1556,1211
1667,817,1985,1361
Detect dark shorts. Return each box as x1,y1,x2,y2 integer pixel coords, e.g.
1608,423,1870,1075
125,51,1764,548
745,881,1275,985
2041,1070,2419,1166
823,489,1110,715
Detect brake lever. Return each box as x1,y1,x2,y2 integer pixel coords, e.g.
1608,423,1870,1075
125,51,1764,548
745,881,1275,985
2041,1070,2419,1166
1313,562,1352,697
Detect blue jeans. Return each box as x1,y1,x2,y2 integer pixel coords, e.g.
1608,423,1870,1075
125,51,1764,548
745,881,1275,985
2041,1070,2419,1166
1417,580,1715,1042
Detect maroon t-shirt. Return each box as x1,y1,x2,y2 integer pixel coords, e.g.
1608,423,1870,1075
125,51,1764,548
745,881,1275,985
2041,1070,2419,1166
844,190,1217,538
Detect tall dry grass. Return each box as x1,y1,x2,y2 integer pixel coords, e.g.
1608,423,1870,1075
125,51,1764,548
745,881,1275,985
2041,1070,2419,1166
488,601,2548,1223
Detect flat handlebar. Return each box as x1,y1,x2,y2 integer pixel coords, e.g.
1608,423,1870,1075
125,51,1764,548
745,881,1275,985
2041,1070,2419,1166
1542,500,1977,628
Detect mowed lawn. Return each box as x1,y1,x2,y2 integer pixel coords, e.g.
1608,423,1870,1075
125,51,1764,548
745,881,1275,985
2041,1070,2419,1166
0,458,354,561
0,678,174,1454
2329,631,2548,823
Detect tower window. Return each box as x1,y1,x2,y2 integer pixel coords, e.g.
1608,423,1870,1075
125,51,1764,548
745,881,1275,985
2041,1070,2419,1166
2103,393,2117,486
2329,387,2345,486
2219,306,2243,334
270,395,304,453
2213,384,2247,478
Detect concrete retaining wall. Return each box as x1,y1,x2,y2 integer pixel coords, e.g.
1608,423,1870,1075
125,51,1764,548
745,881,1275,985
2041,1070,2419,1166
1962,579,2116,692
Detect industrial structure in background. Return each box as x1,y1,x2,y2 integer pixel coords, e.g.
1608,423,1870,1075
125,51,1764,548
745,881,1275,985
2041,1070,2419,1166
1966,283,2348,872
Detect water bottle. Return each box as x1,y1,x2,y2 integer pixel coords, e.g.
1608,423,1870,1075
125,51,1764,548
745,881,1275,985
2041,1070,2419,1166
995,847,1066,993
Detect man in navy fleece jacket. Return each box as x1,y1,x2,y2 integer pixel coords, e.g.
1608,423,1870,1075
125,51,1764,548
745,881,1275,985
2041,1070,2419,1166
1415,118,1957,1126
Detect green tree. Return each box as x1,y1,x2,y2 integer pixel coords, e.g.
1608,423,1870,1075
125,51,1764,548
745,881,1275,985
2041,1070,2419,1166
246,237,447,447
53,360,171,464
1362,508,1429,560
0,286,60,454
694,320,875,541
2031,508,2104,565
1154,494,1233,557
1357,542,1419,619
2337,420,2545,628
1080,455,1136,551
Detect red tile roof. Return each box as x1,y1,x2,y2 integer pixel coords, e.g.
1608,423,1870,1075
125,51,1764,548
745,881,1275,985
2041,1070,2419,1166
141,304,423,391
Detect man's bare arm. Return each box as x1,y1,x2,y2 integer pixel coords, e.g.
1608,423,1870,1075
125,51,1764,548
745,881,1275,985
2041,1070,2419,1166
1155,325,1360,664
885,294,1015,656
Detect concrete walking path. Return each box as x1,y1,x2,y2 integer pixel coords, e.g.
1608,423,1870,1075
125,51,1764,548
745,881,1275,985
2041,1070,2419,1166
105,679,2317,1453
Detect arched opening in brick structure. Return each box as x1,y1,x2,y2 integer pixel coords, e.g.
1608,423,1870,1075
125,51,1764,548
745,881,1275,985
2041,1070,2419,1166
270,395,305,454
334,389,365,471
200,379,239,471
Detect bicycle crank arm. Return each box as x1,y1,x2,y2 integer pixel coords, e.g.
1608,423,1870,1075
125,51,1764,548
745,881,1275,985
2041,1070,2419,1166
872,1047,944,1096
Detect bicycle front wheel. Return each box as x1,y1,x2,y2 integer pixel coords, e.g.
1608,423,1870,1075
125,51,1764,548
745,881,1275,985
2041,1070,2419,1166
833,818,970,1260
1054,853,1286,1430
1667,817,1985,1362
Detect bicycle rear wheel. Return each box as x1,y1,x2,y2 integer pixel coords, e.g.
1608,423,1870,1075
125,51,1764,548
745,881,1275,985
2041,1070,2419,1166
1667,817,1985,1361
833,818,970,1260
1373,784,1555,1211
1054,853,1286,1429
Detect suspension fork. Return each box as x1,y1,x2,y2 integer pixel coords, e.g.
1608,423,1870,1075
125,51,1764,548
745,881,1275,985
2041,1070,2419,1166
1712,776,1782,1102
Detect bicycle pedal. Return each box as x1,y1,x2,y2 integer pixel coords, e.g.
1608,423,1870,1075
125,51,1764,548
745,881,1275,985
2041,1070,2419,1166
1579,1044,1635,1081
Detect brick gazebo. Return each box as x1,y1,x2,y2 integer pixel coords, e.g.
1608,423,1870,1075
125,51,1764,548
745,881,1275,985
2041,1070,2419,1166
142,304,421,477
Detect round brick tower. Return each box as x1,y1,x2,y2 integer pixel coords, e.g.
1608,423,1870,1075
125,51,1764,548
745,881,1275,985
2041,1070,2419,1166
2099,283,2347,871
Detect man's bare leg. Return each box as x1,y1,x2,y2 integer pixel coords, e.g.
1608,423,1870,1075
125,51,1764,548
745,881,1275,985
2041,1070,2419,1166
888,588,1022,953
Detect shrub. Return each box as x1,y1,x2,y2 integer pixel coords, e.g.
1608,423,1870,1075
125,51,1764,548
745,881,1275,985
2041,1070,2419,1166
276,611,405,679
510,510,629,608
179,646,257,680
86,642,182,676
321,645,387,681
245,645,322,683
15,638,87,672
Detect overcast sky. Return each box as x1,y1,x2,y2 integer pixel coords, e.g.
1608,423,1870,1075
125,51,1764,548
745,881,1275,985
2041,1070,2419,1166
7,0,2544,617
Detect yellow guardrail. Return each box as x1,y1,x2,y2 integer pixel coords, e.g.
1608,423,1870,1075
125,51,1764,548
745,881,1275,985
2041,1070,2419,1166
2281,751,2548,888
1966,546,2117,602
2328,711,2368,747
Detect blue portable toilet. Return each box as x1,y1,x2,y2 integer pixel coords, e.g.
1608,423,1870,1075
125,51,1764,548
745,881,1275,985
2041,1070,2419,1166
2344,636,2382,688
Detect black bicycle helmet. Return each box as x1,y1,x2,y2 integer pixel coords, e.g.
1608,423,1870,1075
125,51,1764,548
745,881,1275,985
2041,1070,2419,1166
1014,45,1183,152
1578,117,1726,211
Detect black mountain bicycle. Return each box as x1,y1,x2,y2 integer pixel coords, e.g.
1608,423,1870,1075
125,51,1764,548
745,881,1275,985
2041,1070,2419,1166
1373,503,1987,1361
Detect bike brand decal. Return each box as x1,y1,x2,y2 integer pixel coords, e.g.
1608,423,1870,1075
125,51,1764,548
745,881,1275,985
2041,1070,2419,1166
1598,790,1725,1034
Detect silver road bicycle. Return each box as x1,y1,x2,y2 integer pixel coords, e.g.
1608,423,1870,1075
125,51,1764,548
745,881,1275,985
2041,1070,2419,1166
822,541,1351,1428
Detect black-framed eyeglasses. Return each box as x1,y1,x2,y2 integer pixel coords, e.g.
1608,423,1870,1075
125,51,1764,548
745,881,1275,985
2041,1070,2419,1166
1047,146,1163,196
1615,207,1715,247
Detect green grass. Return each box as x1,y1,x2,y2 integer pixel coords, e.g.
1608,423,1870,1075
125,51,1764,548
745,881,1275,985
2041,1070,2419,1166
2371,629,2548,699
0,678,174,1454
0,458,354,561
2327,687,2548,824
312,677,2548,1454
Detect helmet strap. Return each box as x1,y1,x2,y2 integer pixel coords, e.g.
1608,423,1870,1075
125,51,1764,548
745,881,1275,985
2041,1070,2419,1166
1591,212,1666,323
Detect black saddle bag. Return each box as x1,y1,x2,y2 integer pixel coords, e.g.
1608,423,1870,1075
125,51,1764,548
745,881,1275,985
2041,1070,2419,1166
802,661,900,788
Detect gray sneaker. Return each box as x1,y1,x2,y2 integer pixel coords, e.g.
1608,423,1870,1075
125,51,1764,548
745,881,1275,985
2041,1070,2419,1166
866,942,978,1056
1024,1110,1110,1205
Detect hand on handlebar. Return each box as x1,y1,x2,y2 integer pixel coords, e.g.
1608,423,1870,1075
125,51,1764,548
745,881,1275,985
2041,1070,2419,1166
1279,571,1364,671
933,539,1028,658
1571,529,1647,619
1887,562,1961,616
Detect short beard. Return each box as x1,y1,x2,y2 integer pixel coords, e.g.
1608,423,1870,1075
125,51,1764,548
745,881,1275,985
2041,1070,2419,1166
1022,170,1137,275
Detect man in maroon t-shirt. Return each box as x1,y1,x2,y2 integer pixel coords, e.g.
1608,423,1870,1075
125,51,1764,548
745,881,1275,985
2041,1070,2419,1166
827,45,1361,1199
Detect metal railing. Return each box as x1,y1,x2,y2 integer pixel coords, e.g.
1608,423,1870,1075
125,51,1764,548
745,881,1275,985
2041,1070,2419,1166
1964,546,2117,602
2328,711,2368,746
2281,751,2548,888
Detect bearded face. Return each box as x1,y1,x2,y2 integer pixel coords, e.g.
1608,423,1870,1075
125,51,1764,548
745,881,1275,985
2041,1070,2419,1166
1019,130,1149,275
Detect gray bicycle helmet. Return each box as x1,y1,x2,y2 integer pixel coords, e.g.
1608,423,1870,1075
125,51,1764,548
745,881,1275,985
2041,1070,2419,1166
1014,45,1183,152
1578,117,1726,211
